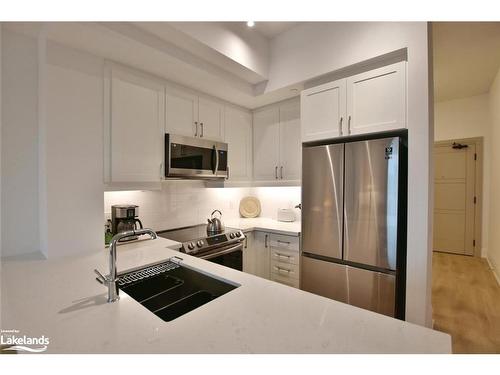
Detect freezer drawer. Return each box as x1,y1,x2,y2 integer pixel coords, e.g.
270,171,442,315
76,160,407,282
301,255,396,317
301,255,348,303
344,137,399,270
302,143,344,259
347,266,395,317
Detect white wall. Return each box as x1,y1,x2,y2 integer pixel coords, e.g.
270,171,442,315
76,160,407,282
268,22,433,327
42,41,105,257
434,94,491,257
1,30,40,257
488,68,500,282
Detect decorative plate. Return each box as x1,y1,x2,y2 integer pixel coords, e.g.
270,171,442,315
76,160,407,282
239,196,261,218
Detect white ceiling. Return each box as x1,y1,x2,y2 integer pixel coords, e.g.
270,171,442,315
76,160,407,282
433,22,500,102
251,22,300,39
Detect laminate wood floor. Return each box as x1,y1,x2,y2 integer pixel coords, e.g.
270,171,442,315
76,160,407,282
432,252,500,353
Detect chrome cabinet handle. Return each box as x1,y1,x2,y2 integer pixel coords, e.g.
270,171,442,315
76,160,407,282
275,166,278,179
339,117,343,136
200,122,204,138
277,240,291,245
194,121,198,137
274,265,291,274
274,252,291,259
348,116,351,135
280,166,283,179
265,234,268,248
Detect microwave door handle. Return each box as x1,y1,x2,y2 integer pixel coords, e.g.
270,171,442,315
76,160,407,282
214,146,220,175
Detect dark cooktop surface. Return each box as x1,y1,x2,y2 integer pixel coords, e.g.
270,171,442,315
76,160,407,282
157,224,240,243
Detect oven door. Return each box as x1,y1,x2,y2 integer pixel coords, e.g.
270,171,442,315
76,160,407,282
199,242,243,271
165,134,228,179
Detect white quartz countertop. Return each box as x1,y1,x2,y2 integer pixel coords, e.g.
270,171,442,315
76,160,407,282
1,238,450,354
224,217,301,236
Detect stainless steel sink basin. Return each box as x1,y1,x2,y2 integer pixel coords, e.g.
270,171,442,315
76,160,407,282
117,260,238,321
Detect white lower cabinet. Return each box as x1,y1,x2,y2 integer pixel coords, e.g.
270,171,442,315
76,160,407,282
243,231,300,288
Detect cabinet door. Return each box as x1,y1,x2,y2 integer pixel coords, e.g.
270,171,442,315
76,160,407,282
346,61,406,135
242,231,256,275
225,106,253,182
279,100,301,181
300,79,346,142
253,231,271,279
198,96,224,141
165,86,198,137
253,107,280,181
108,68,165,182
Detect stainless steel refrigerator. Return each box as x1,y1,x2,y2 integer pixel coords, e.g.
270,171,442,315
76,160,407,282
301,135,407,319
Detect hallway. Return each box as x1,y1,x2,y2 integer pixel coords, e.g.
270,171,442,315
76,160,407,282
432,252,500,353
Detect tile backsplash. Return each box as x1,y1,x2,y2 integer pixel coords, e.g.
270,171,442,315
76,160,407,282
104,182,301,231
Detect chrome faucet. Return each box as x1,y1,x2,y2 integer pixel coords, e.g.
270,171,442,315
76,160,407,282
94,228,158,303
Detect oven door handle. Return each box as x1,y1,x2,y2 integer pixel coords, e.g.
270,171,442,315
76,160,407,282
199,242,243,260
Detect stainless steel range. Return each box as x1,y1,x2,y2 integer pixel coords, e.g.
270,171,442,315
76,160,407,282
157,224,245,271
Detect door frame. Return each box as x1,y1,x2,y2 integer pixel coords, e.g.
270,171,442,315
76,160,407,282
433,137,483,257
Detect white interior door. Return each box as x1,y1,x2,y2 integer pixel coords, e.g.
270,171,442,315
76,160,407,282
110,69,165,182
433,142,477,255
300,78,346,142
165,86,198,137
346,61,406,135
225,106,252,182
253,106,280,181
198,96,224,141
279,100,301,181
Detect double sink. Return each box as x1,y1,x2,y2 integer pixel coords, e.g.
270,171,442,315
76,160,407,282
118,260,238,321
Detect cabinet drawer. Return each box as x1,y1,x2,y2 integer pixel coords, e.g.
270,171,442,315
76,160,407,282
270,248,299,265
270,260,299,280
271,272,300,288
269,234,300,252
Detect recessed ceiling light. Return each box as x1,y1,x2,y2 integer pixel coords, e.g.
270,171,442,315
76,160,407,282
247,21,255,28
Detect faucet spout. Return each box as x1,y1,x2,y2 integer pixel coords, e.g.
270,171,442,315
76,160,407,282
97,228,157,303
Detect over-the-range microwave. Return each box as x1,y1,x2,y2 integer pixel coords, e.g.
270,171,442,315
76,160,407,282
164,134,228,179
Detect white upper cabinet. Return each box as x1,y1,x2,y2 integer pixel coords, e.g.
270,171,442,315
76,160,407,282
301,61,406,142
279,100,302,181
198,96,224,141
224,106,253,182
253,106,281,181
105,66,165,183
165,86,198,138
165,86,225,141
253,99,301,184
346,61,406,135
301,79,346,142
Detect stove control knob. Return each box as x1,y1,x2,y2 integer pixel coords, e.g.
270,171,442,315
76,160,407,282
187,242,195,250
235,232,241,237
229,233,235,239
197,240,204,248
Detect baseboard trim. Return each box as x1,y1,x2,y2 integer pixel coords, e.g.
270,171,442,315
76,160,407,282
485,256,500,286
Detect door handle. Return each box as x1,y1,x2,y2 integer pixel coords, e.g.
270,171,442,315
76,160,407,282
265,234,268,248
214,147,220,175
280,166,283,179
275,166,278,179
194,121,198,137
339,117,343,136
348,116,351,135
277,240,291,245
200,122,204,138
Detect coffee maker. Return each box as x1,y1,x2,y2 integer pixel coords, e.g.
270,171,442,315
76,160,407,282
111,205,143,241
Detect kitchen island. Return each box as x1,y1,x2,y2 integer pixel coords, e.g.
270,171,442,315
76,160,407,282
0,237,451,353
